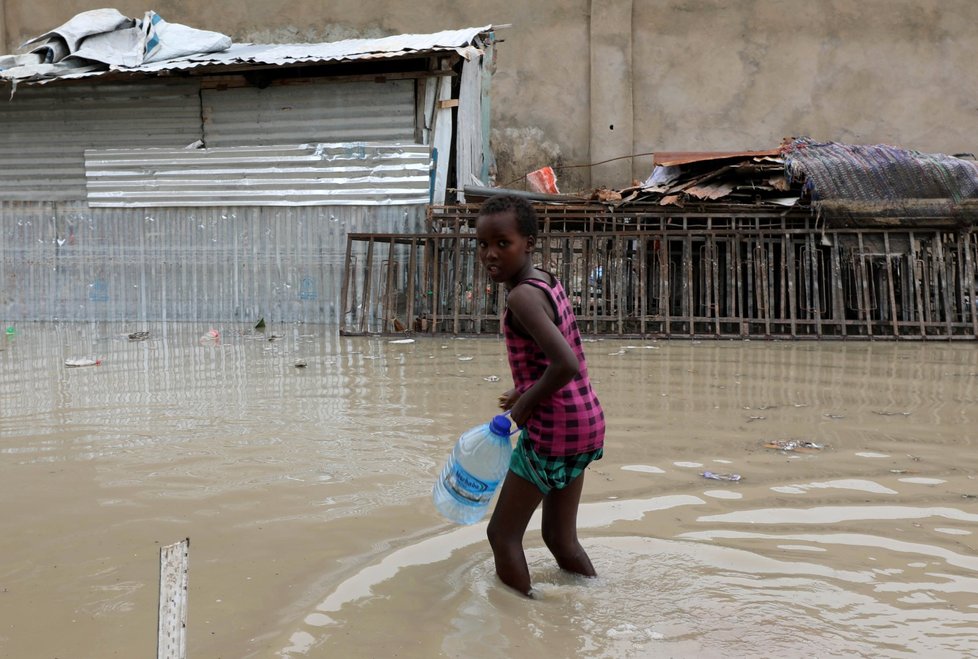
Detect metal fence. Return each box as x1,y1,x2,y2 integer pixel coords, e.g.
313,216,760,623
339,204,978,339
0,201,425,323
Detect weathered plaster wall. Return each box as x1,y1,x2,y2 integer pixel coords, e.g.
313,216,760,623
4,1,977,192
633,0,978,170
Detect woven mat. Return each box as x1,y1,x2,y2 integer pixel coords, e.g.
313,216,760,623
781,137,978,203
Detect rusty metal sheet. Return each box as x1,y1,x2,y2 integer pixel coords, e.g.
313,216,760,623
653,149,781,167
686,182,736,200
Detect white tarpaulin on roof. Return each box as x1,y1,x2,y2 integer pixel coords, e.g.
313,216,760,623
1,12,491,88
0,8,231,87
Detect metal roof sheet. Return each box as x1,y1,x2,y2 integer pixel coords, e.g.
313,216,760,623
13,25,493,85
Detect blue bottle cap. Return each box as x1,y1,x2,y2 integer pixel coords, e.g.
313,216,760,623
489,414,512,437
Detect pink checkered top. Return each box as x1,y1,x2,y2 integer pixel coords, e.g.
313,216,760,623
504,274,605,456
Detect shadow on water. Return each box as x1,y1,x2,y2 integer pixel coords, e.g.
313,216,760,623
1,323,977,657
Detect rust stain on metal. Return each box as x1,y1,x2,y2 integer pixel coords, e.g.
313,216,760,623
652,149,781,167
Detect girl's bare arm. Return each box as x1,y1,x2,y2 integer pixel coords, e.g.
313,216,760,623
505,283,579,427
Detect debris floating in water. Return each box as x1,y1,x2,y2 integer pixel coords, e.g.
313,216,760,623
388,338,415,344
764,439,825,453
702,471,741,482
294,360,307,368
199,328,220,344
483,375,500,382
127,331,150,341
65,358,101,367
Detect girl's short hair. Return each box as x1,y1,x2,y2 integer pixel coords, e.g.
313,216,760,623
478,194,538,238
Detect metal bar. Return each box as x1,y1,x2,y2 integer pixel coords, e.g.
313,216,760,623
496,274,506,333
734,233,744,337
966,231,978,337
778,234,787,334
406,238,417,330
711,235,720,336
935,231,953,336
857,232,872,336
616,236,624,336
909,232,925,336
158,538,190,659
809,233,823,337
359,237,375,334
787,234,797,337
830,237,845,338
452,233,462,335
761,238,771,337
542,231,552,270
339,234,354,333
884,233,899,337
473,239,484,335
923,235,935,325
639,237,647,336
383,238,396,333
661,234,670,336
683,235,693,336
746,236,756,335
431,236,440,333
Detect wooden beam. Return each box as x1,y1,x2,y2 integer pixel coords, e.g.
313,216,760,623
158,539,190,659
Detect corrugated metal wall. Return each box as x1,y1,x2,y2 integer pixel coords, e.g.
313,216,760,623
0,76,443,322
85,143,432,207
0,201,425,323
0,77,420,202
0,81,203,201
201,78,416,146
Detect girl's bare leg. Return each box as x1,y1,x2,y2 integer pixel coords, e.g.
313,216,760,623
486,471,545,596
540,471,596,576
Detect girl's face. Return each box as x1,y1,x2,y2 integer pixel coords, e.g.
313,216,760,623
475,210,535,287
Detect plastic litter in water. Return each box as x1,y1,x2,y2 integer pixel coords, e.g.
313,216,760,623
388,338,415,344
764,440,825,453
65,358,101,368
701,471,741,482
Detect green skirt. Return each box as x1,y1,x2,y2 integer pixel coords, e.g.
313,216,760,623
509,429,603,495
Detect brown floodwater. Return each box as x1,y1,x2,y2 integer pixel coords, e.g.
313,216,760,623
1,323,976,658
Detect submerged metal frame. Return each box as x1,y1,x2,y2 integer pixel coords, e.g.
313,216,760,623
339,204,978,340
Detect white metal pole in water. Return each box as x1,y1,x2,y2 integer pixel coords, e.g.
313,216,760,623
158,538,190,659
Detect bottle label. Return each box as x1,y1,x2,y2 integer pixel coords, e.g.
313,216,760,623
443,461,500,507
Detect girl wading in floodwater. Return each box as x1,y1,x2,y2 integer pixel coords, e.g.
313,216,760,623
475,194,606,597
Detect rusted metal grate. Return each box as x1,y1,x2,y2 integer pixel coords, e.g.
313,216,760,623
339,205,978,339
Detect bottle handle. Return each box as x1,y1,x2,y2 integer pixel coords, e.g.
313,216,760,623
500,410,522,435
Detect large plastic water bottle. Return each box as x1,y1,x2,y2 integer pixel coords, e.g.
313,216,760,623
432,414,514,525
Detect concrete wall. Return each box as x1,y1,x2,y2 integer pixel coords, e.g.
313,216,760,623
4,0,977,193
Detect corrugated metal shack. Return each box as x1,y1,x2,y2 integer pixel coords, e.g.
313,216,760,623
341,138,978,340
0,16,496,323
